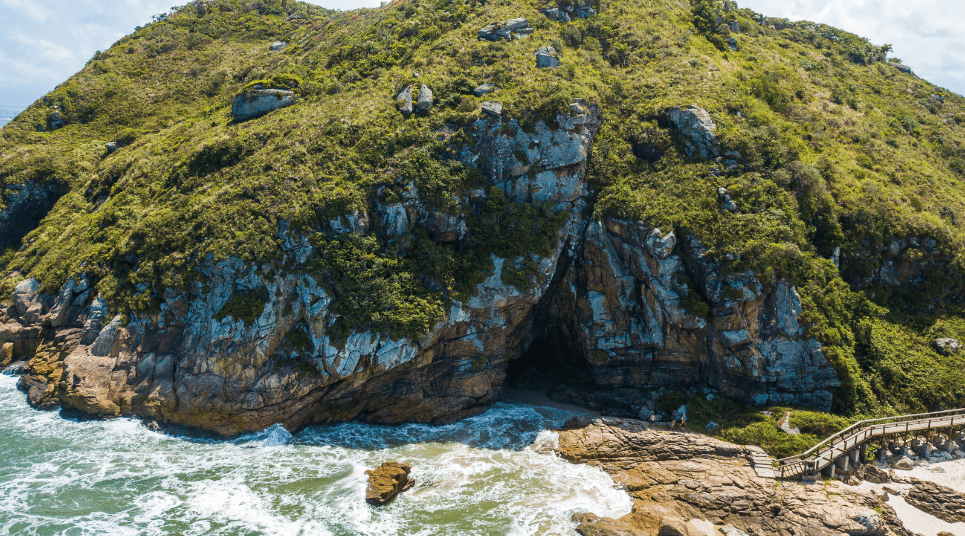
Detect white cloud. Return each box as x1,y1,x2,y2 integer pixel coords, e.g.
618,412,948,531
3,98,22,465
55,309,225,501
738,0,965,94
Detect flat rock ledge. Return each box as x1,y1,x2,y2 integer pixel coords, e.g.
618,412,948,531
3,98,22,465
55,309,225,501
555,417,914,536
365,461,414,506
905,478,965,524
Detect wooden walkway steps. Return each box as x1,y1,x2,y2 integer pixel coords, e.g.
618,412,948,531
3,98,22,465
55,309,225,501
777,408,965,479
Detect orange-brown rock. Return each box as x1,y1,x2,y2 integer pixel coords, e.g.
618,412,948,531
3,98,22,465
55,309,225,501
556,417,916,536
365,461,414,506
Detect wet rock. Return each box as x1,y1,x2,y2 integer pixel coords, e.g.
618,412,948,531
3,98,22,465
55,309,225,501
416,84,433,112
269,41,288,51
365,461,414,506
558,418,910,536
535,46,560,68
231,89,295,122
396,85,414,115
934,337,961,355
906,478,965,523
2,360,28,375
473,83,496,97
666,105,719,159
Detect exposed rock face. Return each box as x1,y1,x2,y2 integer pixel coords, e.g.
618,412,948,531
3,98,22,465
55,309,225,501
48,111,66,130
905,478,965,523
558,418,913,536
269,41,288,51
473,83,496,97
0,181,62,250
365,461,414,506
231,89,295,122
666,106,719,159
6,105,603,436
546,218,839,411
397,85,414,115
543,1,596,22
478,18,533,41
416,84,433,112
536,46,560,68
4,101,838,435
934,337,961,355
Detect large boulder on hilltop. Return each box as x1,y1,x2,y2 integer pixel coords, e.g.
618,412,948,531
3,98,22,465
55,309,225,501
666,105,719,159
231,89,295,122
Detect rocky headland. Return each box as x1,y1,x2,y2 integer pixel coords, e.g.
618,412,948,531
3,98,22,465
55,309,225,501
556,417,914,536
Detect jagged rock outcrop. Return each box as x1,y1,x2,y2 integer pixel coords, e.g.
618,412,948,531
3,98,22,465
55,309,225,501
558,418,913,536
0,181,62,250
905,478,965,523
397,85,414,115
4,100,838,435
416,84,433,112
231,88,296,122
542,1,596,22
934,338,962,355
365,461,414,506
535,46,560,69
478,18,533,41
666,105,719,159
545,218,839,412
5,104,603,435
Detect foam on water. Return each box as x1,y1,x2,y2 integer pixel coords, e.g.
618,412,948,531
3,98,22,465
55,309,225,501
0,374,631,535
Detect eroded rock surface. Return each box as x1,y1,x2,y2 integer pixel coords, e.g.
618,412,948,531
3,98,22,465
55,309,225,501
905,478,965,523
0,181,62,249
557,418,914,536
546,218,839,411
4,101,838,436
666,105,719,159
365,461,414,506
231,88,296,122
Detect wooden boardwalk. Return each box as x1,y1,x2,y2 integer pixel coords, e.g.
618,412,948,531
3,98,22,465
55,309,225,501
777,408,965,479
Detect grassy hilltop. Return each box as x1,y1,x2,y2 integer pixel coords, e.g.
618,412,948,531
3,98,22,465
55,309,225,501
2,0,965,446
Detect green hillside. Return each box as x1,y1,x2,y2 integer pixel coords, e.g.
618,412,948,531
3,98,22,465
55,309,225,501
2,0,965,421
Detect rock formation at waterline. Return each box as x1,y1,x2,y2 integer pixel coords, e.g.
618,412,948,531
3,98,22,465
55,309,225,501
557,418,914,536
1,103,840,436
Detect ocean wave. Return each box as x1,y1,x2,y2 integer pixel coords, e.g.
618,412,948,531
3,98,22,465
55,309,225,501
0,375,630,535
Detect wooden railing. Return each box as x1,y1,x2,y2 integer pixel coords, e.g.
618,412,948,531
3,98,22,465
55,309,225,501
776,408,965,478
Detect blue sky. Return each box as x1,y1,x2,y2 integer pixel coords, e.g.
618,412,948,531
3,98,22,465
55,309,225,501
1,0,963,118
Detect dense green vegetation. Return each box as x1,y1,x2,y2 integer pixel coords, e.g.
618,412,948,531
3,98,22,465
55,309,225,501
2,0,965,434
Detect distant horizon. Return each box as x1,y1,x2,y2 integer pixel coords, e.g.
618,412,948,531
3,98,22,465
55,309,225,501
0,0,962,114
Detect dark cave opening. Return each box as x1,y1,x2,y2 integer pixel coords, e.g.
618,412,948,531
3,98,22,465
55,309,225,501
504,337,566,390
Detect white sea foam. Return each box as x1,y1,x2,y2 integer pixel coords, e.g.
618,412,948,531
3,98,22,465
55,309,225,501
0,374,631,535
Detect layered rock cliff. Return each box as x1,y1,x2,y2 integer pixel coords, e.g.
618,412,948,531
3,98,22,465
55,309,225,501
2,102,839,435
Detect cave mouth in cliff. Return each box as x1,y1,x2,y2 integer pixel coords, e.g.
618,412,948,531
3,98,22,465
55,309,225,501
504,337,564,390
